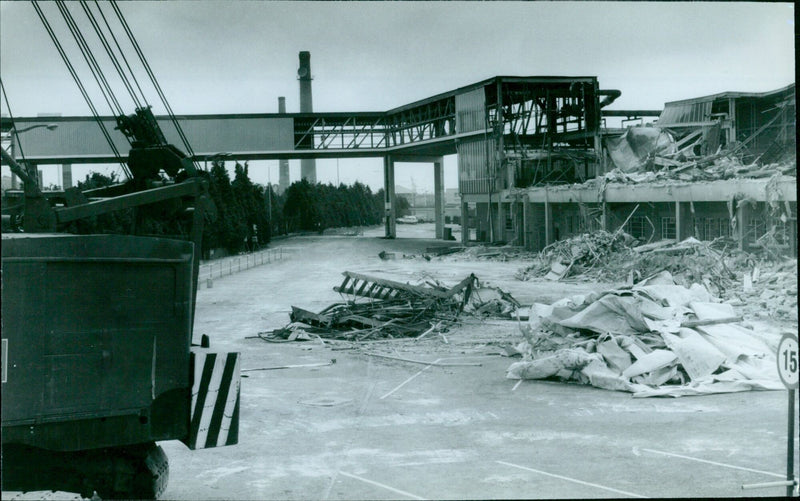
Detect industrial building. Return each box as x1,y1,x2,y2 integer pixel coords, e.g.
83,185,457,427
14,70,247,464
2,74,795,254
471,82,796,256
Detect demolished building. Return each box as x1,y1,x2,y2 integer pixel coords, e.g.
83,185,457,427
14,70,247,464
459,83,796,256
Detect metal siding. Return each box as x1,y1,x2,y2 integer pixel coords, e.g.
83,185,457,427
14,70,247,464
658,101,712,125
11,117,295,159
455,88,486,133
457,137,493,194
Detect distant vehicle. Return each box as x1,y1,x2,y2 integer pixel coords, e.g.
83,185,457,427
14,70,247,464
397,215,419,224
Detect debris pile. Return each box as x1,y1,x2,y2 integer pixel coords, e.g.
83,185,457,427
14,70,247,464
605,116,796,183
259,272,523,342
507,271,784,397
515,229,636,282
603,156,796,184
517,233,762,297
734,259,798,322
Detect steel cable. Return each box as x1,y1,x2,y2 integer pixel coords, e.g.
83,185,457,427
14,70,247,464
110,1,200,170
92,0,150,109
79,0,142,109
31,1,129,177
55,0,125,117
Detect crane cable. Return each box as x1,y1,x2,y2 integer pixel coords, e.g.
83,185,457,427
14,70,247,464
31,0,129,178
109,0,200,170
79,0,143,109
91,0,150,109
55,1,125,117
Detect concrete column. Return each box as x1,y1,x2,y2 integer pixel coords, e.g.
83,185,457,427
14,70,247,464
460,201,469,245
601,202,608,231
383,155,396,238
62,163,73,189
434,157,444,239
523,195,532,250
544,198,553,246
38,168,44,191
737,201,746,251
675,201,681,243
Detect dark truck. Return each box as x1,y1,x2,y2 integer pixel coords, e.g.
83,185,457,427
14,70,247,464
1,108,240,498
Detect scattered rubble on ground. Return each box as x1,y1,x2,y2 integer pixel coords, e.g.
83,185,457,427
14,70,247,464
507,270,787,397
446,245,535,262
257,271,522,342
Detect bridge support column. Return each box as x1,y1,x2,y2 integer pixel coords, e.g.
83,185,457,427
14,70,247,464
62,163,72,189
434,156,444,239
383,155,396,239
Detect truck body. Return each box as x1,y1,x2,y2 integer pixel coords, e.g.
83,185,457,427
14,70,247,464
1,109,240,498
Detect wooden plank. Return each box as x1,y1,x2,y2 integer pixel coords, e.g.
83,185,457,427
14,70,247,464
290,306,331,327
681,316,742,328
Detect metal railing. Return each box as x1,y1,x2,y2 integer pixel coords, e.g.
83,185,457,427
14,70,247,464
198,248,284,287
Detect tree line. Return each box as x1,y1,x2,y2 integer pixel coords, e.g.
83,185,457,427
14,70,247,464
75,160,409,256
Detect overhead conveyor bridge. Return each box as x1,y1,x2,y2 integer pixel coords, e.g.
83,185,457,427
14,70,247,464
4,76,644,239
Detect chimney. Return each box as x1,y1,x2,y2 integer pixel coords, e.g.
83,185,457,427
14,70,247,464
298,51,316,183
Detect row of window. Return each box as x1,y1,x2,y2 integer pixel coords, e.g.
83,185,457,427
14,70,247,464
501,207,794,247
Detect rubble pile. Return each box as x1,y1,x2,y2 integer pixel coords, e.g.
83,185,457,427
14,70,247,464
515,230,636,282
259,271,522,342
603,155,796,184
733,259,798,322
517,233,769,299
507,271,785,397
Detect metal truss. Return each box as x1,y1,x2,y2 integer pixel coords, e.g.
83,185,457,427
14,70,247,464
292,96,457,152
293,113,388,150
384,97,456,147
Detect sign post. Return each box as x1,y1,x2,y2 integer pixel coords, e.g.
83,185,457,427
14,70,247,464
743,333,798,495
777,333,798,497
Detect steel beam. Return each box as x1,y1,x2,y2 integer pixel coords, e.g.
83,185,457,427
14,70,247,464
383,155,396,238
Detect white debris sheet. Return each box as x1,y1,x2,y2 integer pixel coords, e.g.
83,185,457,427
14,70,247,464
507,271,785,397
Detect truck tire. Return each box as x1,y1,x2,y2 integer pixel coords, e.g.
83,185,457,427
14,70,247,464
1,442,169,499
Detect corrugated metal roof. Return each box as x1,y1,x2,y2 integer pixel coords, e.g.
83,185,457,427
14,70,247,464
662,83,795,107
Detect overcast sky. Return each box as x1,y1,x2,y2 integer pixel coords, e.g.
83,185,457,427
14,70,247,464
1,1,795,190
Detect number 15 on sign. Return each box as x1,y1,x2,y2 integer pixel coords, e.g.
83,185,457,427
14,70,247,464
778,334,799,389
778,334,798,497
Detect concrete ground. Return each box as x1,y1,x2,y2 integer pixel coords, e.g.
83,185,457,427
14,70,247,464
157,223,797,500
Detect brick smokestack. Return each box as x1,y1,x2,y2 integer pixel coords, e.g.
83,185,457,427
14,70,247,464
298,51,316,183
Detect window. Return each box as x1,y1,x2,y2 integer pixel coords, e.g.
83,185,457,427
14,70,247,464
700,217,731,241
746,217,767,244
661,217,676,240
626,216,648,240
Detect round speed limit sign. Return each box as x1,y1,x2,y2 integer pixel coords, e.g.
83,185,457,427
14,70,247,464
776,333,798,389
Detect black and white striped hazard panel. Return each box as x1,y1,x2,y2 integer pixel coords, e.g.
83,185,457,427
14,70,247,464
186,349,241,449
